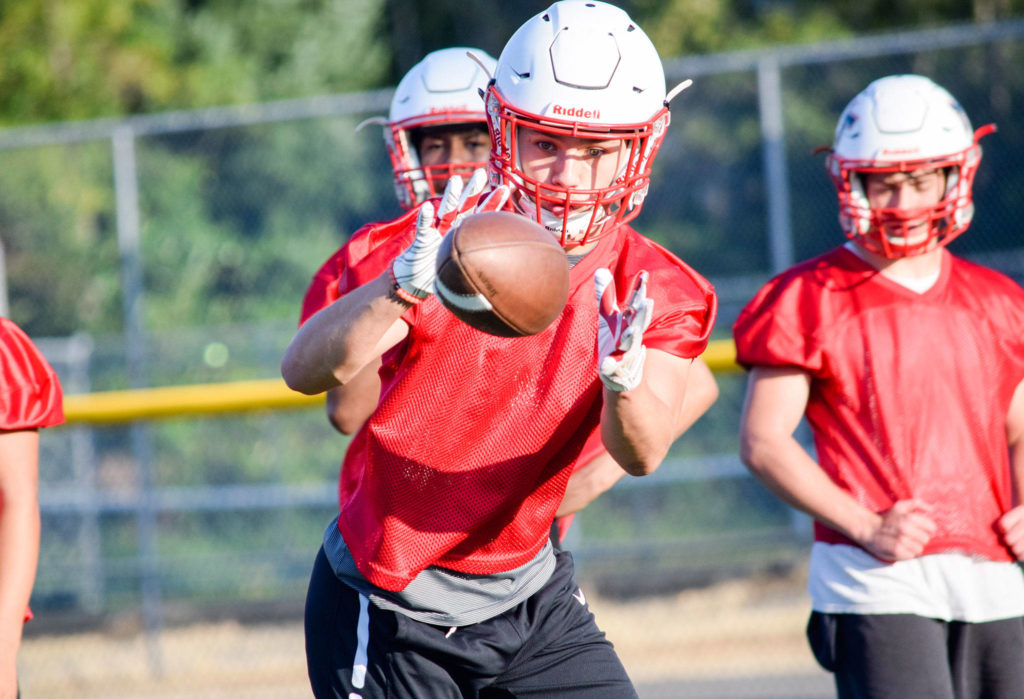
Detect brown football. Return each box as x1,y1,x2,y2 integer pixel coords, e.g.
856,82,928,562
434,211,570,337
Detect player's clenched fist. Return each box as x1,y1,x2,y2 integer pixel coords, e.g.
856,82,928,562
862,499,937,562
997,505,1024,561
594,269,653,392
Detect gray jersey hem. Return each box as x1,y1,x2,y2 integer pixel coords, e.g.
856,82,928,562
322,516,556,626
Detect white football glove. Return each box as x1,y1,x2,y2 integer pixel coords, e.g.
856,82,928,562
594,268,654,392
390,169,509,304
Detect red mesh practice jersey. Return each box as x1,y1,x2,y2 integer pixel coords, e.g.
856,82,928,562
305,207,715,591
299,209,421,512
0,319,63,431
301,212,614,542
0,318,65,622
300,208,420,327
734,247,1024,561
550,428,606,543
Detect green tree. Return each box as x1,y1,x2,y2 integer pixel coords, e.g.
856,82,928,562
0,0,390,125
0,0,392,340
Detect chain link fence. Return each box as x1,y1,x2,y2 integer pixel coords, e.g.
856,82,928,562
6,20,1024,697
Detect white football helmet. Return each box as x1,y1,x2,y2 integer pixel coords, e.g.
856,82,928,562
382,47,497,209
486,0,675,247
827,74,994,258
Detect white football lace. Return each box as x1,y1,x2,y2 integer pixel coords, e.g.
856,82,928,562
433,276,494,312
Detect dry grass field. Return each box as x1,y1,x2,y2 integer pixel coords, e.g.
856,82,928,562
19,567,822,698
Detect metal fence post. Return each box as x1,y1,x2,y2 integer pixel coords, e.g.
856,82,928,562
112,126,164,676
756,57,794,274
0,239,8,318
64,333,105,614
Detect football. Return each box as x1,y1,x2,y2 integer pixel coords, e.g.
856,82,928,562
434,211,570,337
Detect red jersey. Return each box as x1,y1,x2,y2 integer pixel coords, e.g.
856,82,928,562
300,208,420,327
309,208,715,591
0,319,64,431
733,247,1024,561
299,209,422,506
0,318,65,622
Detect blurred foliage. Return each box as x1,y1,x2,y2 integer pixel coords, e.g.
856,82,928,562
576,476,791,543
0,0,390,124
0,144,122,334
0,0,395,337
632,0,1024,55
4,1,1022,125
140,120,385,330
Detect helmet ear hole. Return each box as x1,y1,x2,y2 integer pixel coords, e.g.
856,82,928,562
848,173,872,236
409,127,426,156
943,166,958,197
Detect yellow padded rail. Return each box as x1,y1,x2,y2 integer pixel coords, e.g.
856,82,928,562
699,337,738,372
61,339,740,425
62,379,321,425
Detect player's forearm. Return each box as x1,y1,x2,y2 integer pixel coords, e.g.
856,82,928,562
560,360,714,514
0,501,39,660
282,273,408,395
557,452,626,517
1010,442,1024,508
675,358,718,436
0,629,21,699
0,432,40,640
325,361,382,434
600,351,689,476
600,382,677,477
1006,379,1024,506
1000,440,1024,559
740,431,879,544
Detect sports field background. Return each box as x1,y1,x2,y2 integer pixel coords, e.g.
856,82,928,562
9,22,1024,697
21,566,829,698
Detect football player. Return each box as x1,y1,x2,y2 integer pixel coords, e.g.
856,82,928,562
0,319,64,698
301,47,497,433
284,1,717,695
735,74,1024,698
300,46,718,542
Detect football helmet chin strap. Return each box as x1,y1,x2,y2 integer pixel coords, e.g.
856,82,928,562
512,190,611,247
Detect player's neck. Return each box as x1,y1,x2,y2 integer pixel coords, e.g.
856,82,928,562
845,241,943,287
567,239,600,258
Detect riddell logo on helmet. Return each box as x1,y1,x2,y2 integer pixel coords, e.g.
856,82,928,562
552,105,600,119
427,106,471,114
879,147,922,156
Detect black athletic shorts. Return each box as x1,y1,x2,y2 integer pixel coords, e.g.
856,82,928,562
305,545,637,698
807,610,1024,699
